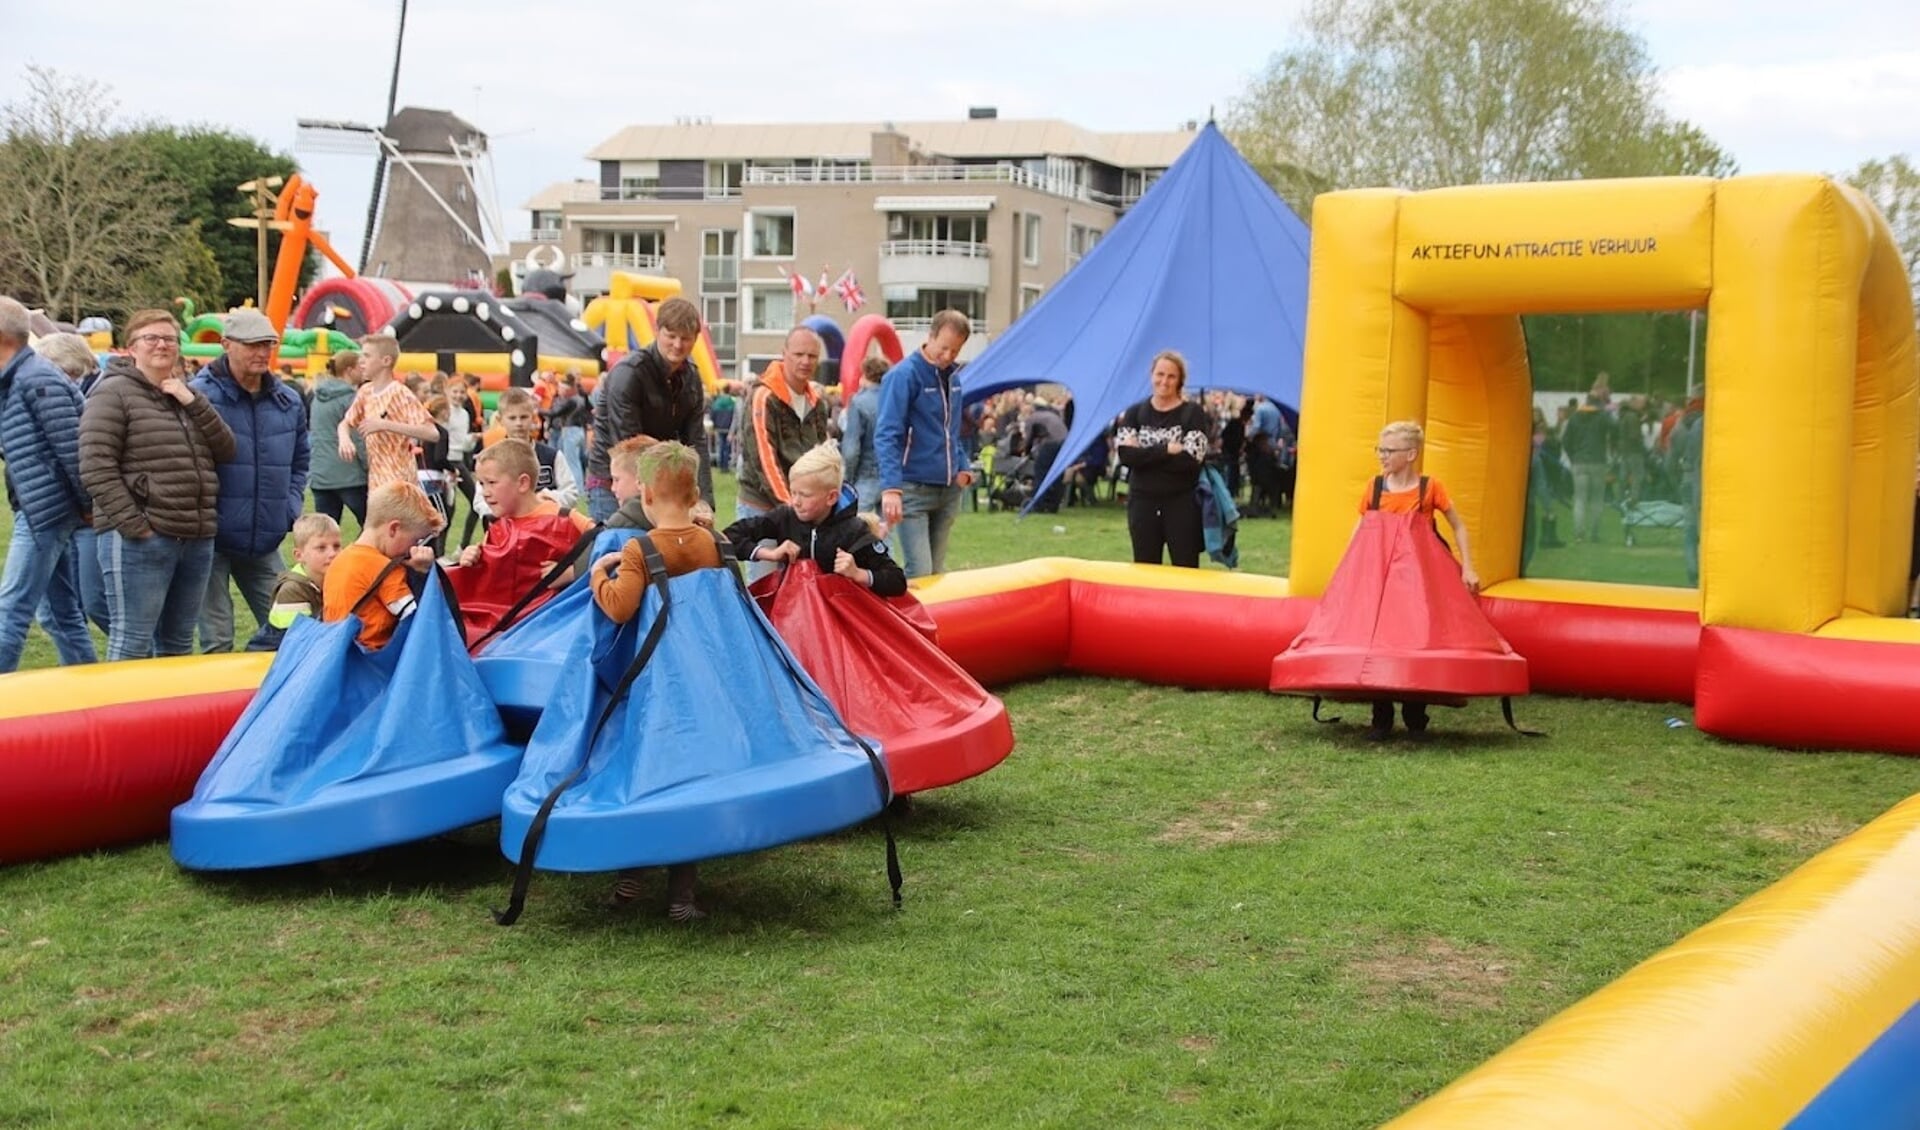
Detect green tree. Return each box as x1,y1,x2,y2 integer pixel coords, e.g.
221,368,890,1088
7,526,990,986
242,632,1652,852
1227,0,1736,216
125,125,313,311
0,66,183,321
1842,154,1920,313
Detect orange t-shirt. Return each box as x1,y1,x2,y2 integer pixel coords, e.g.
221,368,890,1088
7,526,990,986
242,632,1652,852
1356,476,1452,516
322,542,417,650
344,381,434,492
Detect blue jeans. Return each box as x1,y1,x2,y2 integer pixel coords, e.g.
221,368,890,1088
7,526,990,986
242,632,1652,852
895,483,963,579
559,426,587,488
99,530,215,661
587,485,619,524
736,499,775,583
200,548,285,654
0,518,96,672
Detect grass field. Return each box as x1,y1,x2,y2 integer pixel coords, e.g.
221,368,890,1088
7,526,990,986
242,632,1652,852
2,477,1913,1128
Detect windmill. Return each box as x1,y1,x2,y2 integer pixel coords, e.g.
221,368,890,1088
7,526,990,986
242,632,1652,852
294,2,507,287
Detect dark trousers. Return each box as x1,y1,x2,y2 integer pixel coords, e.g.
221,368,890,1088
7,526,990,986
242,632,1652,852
1371,701,1430,732
312,485,368,529
1127,488,1203,568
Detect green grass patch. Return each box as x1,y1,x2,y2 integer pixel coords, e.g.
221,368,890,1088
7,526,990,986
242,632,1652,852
2,473,1915,1127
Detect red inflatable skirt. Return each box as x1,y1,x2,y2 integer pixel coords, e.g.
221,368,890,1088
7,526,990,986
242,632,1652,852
751,562,1013,794
1271,509,1527,703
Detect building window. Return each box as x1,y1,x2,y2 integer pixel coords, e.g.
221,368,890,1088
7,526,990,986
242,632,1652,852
884,288,984,324
703,295,738,357
706,160,743,198
1067,223,1102,268
896,214,986,244
701,229,739,291
532,211,560,233
748,210,795,258
584,229,665,260
1019,285,1043,315
746,286,795,332
1022,214,1042,265
618,160,660,200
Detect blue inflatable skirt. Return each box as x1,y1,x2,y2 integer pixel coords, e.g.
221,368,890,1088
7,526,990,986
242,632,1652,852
172,571,523,869
473,529,634,728
499,564,889,872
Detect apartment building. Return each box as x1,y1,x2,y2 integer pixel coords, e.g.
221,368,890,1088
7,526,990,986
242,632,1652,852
506,112,1198,377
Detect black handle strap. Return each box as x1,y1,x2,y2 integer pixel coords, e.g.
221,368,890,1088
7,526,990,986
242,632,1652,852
468,522,605,652
1310,696,1342,724
1501,697,1547,737
494,533,672,926
718,531,902,910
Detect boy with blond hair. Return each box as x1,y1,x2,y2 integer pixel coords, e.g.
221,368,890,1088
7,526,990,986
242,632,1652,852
604,434,659,530
246,514,343,649
475,387,577,518
322,482,441,650
722,442,906,596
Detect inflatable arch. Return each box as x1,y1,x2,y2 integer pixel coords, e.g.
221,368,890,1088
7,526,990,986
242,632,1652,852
581,272,723,393
1293,175,1920,745
840,313,904,394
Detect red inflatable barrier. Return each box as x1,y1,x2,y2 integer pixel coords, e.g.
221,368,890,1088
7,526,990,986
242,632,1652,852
1696,625,1920,752
1482,597,1698,703
0,657,269,865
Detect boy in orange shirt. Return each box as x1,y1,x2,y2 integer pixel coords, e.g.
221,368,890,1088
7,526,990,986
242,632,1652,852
588,440,725,920
1358,420,1479,739
322,482,442,650
447,439,595,645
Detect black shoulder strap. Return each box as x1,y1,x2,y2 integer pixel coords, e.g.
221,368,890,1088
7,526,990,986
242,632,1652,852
349,558,407,619
1369,476,1385,511
1418,476,1430,512
494,532,672,926
468,521,605,652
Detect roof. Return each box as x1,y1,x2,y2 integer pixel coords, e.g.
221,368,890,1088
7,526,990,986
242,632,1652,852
522,179,596,211
384,107,486,155
587,118,1197,169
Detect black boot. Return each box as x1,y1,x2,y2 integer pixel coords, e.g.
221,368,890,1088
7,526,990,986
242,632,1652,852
1366,701,1395,741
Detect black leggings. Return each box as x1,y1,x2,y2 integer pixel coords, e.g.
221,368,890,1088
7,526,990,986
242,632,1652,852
454,468,481,548
1127,488,1203,568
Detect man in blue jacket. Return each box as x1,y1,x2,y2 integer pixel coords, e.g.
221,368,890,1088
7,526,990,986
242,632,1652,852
874,309,977,578
191,308,310,653
0,297,95,672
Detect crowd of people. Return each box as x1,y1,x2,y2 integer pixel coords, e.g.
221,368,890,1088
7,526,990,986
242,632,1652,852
0,294,1329,674
1526,373,1706,580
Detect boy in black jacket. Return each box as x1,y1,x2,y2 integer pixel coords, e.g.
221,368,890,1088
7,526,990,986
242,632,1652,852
723,442,906,596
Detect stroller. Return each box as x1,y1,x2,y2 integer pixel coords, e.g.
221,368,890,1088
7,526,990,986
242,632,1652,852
1618,499,1687,546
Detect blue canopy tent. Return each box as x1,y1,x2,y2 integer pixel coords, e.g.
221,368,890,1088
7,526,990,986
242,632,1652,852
957,122,1311,507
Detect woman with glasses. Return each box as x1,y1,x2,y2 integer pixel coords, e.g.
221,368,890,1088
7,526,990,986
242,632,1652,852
77,311,235,661
1114,350,1214,568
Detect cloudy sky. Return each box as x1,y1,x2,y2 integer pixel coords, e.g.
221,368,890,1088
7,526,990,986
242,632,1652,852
4,0,1915,265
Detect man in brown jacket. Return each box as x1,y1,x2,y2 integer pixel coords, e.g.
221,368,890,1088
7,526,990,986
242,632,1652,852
79,309,236,661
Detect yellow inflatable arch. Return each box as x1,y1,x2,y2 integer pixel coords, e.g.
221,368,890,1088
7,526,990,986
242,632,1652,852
1287,174,1920,1128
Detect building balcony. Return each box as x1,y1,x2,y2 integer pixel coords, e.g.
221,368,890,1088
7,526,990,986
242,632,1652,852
744,163,1125,207
572,251,667,295
514,228,562,243
877,240,991,290
891,319,992,363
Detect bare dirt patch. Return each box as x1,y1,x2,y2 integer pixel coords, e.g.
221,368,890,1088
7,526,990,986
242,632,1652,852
1748,817,1857,853
1155,795,1276,848
1348,936,1513,1013
1179,1035,1218,1053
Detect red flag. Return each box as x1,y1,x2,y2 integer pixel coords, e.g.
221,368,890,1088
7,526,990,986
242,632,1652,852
788,269,808,299
815,267,831,301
